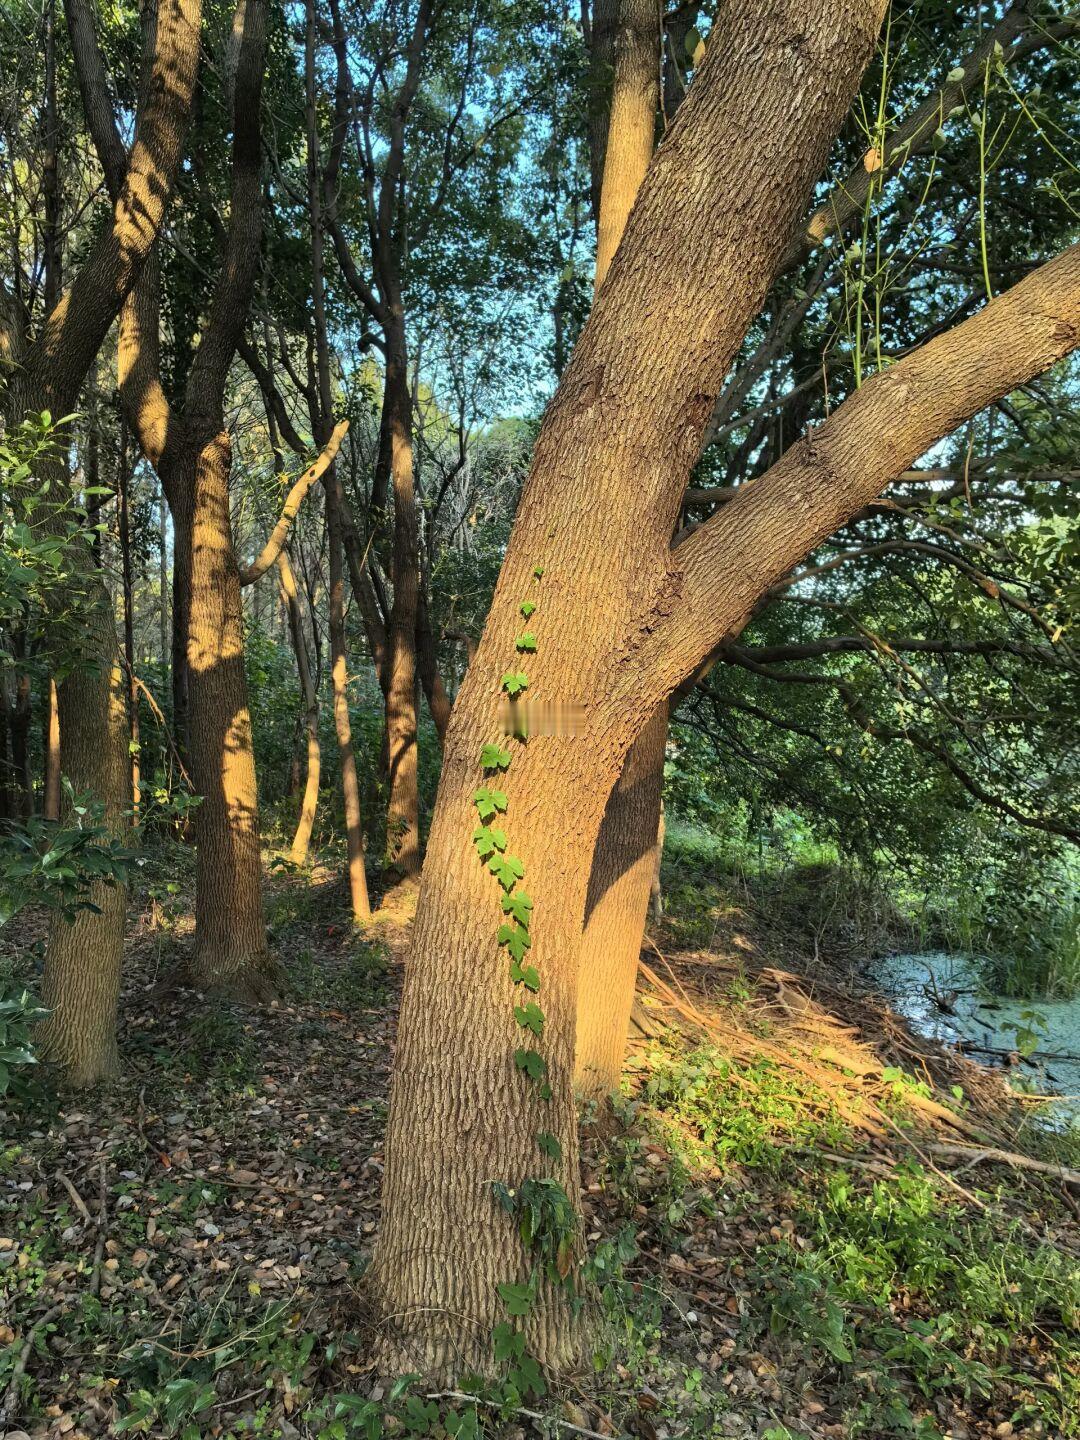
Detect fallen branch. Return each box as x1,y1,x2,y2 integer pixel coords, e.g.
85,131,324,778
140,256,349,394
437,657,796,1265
928,1142,1080,1191
239,419,349,585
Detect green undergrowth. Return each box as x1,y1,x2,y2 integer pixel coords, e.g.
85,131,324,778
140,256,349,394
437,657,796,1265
582,1030,1080,1440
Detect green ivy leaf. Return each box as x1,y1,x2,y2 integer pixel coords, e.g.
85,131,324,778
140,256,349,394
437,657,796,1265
501,671,529,697
473,787,508,821
488,853,525,890
539,1081,552,1101
519,601,536,619
492,1320,526,1362
498,922,531,961
501,890,533,926
473,825,507,858
537,1131,562,1162
514,632,537,653
510,1353,547,1398
514,1048,548,1083
496,1280,535,1316
480,743,512,770
514,1001,544,1037
533,565,544,579
510,959,541,991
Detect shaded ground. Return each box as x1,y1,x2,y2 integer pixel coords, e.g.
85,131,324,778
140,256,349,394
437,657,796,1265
0,843,1077,1440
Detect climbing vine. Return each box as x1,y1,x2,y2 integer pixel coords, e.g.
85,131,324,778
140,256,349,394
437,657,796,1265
470,568,579,1392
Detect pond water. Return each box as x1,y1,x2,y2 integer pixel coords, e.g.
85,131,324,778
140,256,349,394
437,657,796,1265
872,951,1080,1130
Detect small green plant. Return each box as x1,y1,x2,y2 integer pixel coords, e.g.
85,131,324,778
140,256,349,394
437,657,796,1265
0,985,49,1099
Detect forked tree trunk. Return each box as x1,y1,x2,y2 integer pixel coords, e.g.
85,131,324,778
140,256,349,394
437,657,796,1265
575,703,666,1099
369,0,896,1376
382,342,422,880
166,434,275,997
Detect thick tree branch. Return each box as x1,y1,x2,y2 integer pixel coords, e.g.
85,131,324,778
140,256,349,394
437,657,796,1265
651,241,1080,702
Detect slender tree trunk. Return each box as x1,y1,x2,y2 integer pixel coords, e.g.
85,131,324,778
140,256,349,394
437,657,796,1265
575,704,666,1099
278,549,321,865
326,491,372,921
118,425,140,814
43,678,61,820
382,340,422,880
10,668,32,819
166,434,274,997
303,1,371,916
159,488,169,666
594,0,659,291
0,699,10,822
417,576,451,742
171,558,191,761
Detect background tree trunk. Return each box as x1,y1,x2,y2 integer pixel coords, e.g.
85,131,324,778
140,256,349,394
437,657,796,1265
575,704,666,1099
594,0,659,292
382,341,422,881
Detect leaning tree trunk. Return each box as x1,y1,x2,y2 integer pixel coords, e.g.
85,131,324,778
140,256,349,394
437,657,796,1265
575,703,666,1100
370,0,891,1378
168,432,275,997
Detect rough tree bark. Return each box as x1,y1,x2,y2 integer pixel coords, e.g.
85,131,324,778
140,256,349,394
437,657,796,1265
369,0,891,1375
370,0,1080,1380
4,0,202,1084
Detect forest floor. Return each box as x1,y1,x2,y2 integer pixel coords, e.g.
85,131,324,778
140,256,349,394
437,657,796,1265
1,837,1078,1440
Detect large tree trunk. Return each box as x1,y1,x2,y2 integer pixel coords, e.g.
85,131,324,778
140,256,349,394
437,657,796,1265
575,704,666,1100
167,434,274,997
382,340,422,880
369,0,896,1377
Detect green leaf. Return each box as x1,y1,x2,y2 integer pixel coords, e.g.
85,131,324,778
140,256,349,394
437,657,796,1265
510,1352,547,1398
497,1280,535,1316
501,671,529,697
488,852,525,890
533,565,544,579
492,1321,526,1362
501,891,533,926
510,960,541,991
473,786,508,821
537,1131,562,1162
514,632,537,652
514,1048,548,1083
514,1002,545,1037
498,922,531,962
480,743,512,770
519,601,536,618
473,825,507,858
